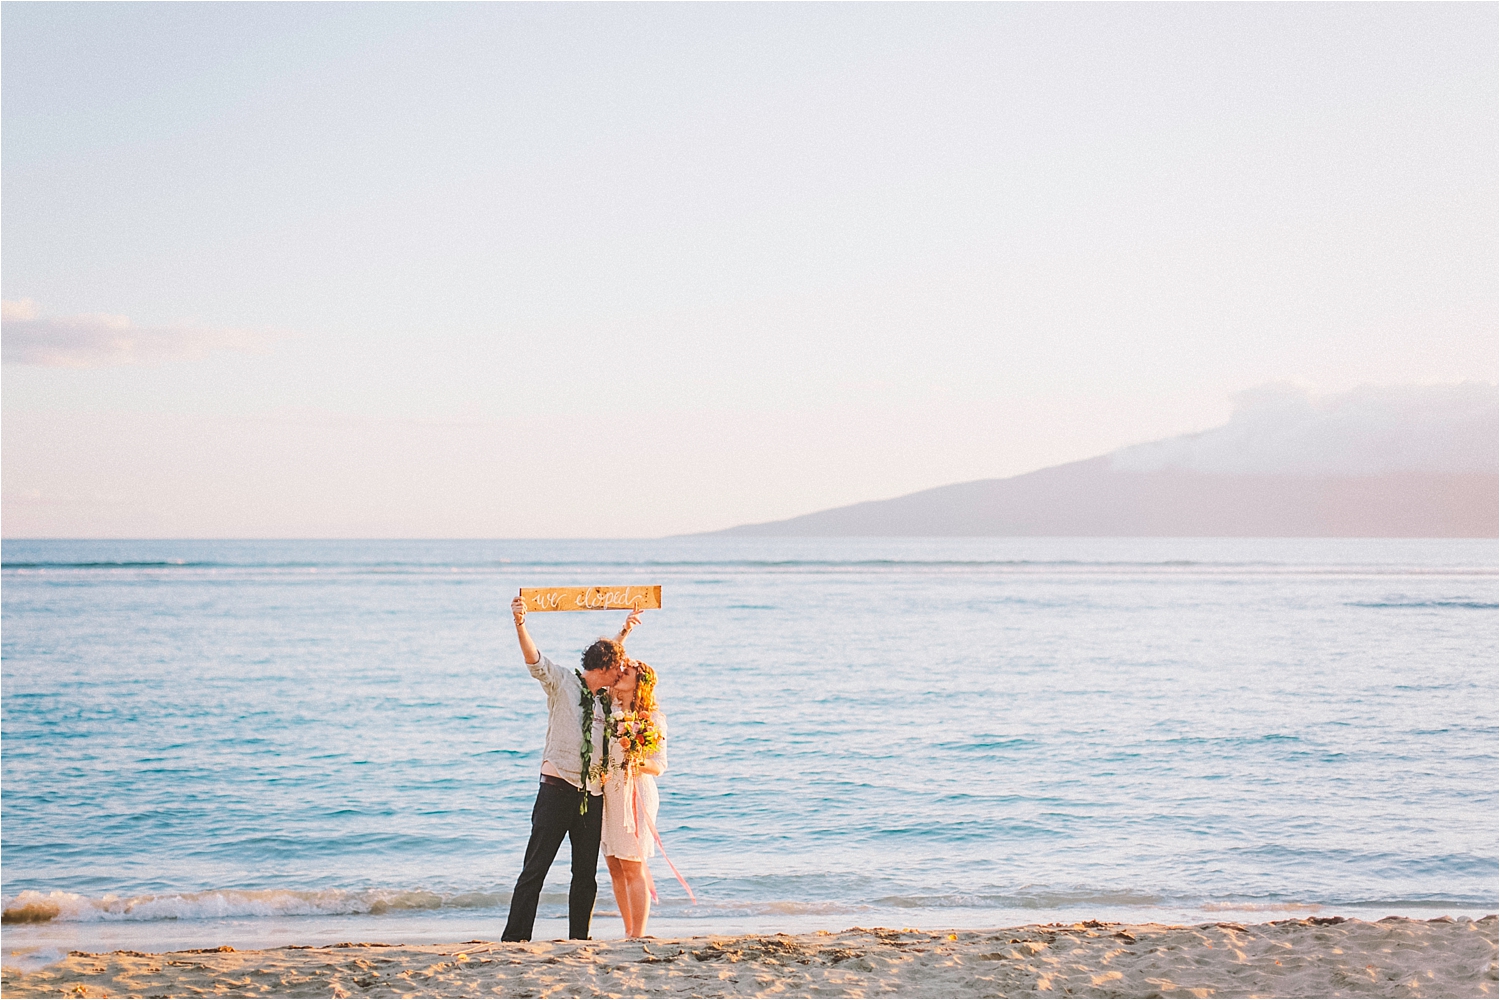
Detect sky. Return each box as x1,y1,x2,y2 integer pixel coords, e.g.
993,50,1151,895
1108,382,1498,476
3,3,1496,538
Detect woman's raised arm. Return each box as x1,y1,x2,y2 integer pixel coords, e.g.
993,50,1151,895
615,608,643,645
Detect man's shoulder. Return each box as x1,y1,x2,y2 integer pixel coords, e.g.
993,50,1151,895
529,651,573,684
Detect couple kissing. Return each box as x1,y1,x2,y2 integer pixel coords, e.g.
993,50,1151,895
499,596,672,941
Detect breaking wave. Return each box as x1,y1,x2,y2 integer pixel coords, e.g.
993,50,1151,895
0,888,509,925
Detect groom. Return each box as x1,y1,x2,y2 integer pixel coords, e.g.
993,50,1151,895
500,595,641,941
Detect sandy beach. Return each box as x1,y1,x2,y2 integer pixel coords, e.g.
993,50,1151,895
3,915,1494,998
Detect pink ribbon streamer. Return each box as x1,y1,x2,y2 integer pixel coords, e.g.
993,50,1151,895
631,775,696,905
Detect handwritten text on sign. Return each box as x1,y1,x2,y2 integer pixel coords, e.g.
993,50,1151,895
519,586,662,612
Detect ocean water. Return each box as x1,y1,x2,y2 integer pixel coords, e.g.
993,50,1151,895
3,538,1496,964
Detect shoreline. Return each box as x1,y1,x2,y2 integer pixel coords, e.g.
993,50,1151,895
4,915,1495,998
3,898,1480,959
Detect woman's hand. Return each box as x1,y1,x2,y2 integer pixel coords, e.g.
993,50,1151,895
617,608,643,643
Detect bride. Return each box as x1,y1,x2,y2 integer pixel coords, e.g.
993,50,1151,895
600,658,667,938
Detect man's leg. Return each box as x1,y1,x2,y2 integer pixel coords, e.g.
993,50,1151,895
502,782,578,942
565,792,604,939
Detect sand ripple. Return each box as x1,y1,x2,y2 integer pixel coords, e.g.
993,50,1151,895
3,915,1495,998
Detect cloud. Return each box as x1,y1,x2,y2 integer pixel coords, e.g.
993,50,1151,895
2,299,281,367
1109,382,1499,476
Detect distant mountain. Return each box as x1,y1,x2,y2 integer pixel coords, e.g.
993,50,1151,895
709,383,1498,537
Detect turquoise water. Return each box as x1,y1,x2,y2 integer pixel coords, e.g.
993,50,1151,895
2,538,1496,959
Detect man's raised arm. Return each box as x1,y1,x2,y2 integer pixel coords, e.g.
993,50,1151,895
511,596,540,665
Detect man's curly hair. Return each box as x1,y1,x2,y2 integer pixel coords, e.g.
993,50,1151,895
582,637,625,676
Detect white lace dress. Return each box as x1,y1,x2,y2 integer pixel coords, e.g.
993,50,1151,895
600,708,668,862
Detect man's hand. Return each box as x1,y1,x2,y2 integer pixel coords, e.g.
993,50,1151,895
512,596,540,664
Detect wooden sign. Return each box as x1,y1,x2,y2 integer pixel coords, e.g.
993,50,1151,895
518,585,662,612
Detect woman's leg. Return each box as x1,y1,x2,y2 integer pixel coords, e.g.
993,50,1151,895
604,854,636,935
615,859,651,937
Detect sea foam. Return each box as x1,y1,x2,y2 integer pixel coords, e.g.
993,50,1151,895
0,888,508,924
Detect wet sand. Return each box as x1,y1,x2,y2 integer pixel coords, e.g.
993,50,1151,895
3,915,1495,998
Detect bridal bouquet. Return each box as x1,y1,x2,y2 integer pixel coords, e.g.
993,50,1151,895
606,710,664,775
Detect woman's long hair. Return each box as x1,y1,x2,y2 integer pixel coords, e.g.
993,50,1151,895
632,660,658,714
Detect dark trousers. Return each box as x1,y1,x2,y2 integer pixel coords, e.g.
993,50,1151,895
501,780,603,941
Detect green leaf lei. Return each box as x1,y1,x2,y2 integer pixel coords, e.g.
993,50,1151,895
574,671,608,815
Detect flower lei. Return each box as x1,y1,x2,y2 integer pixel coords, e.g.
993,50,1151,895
575,671,607,814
